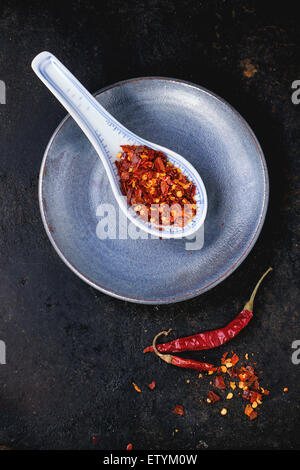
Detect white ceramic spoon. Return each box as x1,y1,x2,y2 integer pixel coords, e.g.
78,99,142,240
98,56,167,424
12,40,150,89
32,51,207,238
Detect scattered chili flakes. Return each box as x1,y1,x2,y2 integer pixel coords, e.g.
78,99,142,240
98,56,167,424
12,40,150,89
245,403,258,420
222,352,239,367
132,381,142,392
245,403,253,416
221,352,228,363
208,391,221,403
148,381,156,390
214,375,226,390
206,351,271,421
126,443,133,451
92,436,99,444
115,145,197,227
241,59,258,78
230,353,240,366
249,410,258,420
173,405,184,416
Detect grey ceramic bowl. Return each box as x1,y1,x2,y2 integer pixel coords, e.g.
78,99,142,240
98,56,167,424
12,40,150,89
39,77,268,304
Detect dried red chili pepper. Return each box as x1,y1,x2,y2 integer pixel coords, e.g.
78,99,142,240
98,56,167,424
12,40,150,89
144,268,272,354
115,145,197,227
152,330,215,372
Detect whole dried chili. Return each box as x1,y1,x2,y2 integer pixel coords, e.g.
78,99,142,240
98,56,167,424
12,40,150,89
152,330,215,372
115,145,197,227
144,268,272,354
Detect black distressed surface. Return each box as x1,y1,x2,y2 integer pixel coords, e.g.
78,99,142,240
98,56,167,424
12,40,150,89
0,0,299,450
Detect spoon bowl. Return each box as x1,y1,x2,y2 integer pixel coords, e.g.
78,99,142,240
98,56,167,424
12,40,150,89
32,52,207,238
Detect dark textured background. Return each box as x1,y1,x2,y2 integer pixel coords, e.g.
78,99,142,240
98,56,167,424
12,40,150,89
0,0,299,450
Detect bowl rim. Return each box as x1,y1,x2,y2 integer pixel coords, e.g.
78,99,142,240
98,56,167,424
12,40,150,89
39,76,269,304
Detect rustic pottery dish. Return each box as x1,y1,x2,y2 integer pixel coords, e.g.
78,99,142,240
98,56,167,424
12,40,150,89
32,52,207,238
38,77,268,304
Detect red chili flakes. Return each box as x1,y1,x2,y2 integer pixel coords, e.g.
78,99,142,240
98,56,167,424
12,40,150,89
244,403,253,416
92,436,99,444
208,391,221,403
221,352,228,363
222,352,239,368
249,410,258,420
230,353,239,366
148,381,156,390
250,391,262,404
214,375,226,390
126,443,133,451
241,389,251,401
132,381,142,392
244,404,257,420
207,351,270,421
173,405,184,416
115,145,197,227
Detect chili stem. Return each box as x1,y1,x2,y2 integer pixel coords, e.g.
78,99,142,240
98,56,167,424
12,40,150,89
152,329,173,364
243,267,272,312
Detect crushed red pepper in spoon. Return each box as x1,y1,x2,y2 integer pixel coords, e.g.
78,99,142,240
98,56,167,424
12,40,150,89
144,268,272,354
152,329,215,372
115,145,197,227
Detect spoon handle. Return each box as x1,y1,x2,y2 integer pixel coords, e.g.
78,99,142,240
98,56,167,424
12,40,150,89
32,52,132,177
